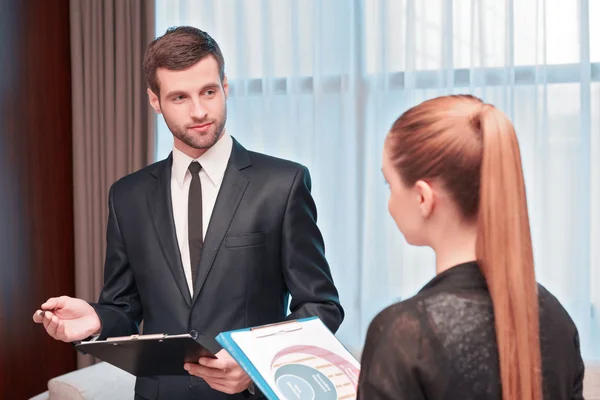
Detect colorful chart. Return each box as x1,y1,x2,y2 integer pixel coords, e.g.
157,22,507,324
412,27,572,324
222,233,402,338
271,345,359,400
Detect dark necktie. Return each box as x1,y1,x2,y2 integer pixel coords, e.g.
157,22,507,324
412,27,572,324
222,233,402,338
188,161,203,290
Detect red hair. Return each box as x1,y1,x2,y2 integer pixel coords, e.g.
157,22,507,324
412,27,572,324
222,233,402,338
386,95,542,400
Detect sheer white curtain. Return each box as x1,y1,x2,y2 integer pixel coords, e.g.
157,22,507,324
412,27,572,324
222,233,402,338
155,0,600,360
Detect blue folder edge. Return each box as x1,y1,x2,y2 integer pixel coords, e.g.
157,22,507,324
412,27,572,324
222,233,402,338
215,316,319,400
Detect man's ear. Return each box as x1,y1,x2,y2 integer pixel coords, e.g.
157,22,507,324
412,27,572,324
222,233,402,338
222,75,229,100
147,88,162,114
415,180,435,218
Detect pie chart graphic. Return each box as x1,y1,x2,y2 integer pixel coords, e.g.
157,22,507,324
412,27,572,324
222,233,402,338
271,345,359,400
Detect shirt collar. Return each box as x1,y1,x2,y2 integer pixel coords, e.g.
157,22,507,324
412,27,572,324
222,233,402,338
171,130,233,189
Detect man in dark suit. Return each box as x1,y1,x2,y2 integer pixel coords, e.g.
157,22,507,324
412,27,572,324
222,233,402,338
33,26,344,400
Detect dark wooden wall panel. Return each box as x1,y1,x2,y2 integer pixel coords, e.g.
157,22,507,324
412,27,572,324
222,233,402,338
0,1,76,398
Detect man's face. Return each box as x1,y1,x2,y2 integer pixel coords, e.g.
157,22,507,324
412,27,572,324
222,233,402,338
148,56,228,155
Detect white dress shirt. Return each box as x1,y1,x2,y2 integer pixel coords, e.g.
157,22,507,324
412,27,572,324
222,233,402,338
171,131,233,296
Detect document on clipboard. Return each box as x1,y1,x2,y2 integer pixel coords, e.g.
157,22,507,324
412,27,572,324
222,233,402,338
216,317,360,400
74,331,221,377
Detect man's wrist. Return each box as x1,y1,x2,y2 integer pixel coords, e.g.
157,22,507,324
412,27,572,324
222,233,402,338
89,309,102,337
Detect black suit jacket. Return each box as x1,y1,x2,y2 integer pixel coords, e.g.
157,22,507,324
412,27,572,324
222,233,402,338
90,138,344,399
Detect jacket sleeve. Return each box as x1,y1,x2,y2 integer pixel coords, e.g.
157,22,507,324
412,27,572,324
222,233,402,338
89,183,142,339
281,166,344,333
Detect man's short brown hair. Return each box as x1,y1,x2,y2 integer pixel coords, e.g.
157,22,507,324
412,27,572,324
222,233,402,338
143,26,225,96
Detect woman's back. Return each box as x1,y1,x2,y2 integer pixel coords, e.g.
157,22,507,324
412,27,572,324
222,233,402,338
357,262,584,400
369,94,585,399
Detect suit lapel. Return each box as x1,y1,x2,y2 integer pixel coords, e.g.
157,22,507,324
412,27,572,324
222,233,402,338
146,155,192,306
191,139,251,306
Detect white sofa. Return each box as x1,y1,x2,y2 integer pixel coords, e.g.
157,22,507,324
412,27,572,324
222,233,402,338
586,361,600,399
30,362,135,400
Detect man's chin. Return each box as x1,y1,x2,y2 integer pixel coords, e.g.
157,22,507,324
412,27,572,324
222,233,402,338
178,129,213,144
187,136,220,150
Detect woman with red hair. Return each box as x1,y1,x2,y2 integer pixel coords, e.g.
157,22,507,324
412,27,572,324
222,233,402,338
357,95,585,400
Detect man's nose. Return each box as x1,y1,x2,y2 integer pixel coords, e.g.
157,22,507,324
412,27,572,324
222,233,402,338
190,100,207,120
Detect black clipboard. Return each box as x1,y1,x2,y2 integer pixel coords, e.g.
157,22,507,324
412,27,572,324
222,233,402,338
74,332,221,377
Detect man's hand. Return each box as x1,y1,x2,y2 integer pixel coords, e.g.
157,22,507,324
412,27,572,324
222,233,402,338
32,296,101,342
184,349,252,394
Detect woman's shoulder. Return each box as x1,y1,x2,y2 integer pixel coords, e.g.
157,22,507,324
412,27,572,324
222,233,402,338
366,297,424,344
359,300,430,398
537,283,578,333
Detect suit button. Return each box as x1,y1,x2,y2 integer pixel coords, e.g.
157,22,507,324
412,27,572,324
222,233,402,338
190,330,198,339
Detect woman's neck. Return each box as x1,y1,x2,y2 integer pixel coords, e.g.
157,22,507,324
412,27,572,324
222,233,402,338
432,222,478,275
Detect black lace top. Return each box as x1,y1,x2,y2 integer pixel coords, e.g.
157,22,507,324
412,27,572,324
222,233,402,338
357,262,585,400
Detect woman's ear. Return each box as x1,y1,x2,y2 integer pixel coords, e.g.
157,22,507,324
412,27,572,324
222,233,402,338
414,180,435,218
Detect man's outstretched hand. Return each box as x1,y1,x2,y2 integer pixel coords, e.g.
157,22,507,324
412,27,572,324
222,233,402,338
32,296,101,342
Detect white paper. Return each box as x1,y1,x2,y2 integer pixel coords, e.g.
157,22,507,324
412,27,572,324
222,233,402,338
231,319,360,400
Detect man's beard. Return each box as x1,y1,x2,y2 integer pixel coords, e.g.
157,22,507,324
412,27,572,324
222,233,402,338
167,109,227,150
